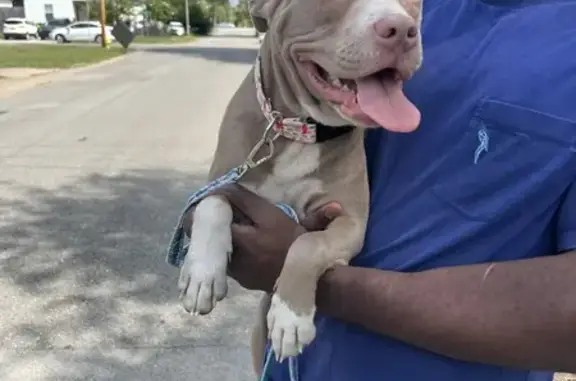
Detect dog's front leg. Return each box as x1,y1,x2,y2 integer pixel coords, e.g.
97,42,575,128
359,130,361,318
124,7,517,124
267,215,365,360
179,195,232,315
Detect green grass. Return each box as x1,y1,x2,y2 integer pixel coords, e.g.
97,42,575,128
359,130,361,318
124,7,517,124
133,35,197,44
0,44,126,69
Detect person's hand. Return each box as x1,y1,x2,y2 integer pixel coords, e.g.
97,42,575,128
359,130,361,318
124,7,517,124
182,184,342,293
213,184,343,292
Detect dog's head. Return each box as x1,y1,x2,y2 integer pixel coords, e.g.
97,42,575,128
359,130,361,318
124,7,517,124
251,0,423,132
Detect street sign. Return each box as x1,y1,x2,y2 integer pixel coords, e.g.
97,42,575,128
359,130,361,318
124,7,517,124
112,21,134,49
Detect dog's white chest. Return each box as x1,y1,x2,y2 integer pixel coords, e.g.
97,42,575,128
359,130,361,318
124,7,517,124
245,142,324,214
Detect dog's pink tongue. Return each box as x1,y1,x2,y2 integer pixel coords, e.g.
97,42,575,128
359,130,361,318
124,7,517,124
356,75,421,132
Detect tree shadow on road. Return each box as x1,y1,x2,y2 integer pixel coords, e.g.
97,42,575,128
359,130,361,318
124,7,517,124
0,169,259,381
142,46,259,65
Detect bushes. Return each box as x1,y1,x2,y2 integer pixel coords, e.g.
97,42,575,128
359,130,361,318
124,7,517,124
174,3,213,36
191,19,212,35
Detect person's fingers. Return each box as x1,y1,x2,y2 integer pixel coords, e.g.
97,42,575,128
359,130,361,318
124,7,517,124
300,202,344,231
230,223,259,250
210,184,285,227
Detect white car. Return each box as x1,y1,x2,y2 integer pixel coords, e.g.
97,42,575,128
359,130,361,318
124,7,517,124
2,17,39,40
50,21,114,44
167,21,185,36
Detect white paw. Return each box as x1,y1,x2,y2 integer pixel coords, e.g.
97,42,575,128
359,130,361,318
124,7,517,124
267,294,316,362
178,225,231,315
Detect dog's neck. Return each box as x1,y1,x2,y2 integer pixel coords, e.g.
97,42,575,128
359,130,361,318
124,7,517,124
256,42,355,144
257,42,301,119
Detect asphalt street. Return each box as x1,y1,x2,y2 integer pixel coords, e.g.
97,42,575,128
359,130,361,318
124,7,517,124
0,36,262,381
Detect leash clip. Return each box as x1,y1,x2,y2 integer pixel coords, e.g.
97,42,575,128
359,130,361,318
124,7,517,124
238,112,282,178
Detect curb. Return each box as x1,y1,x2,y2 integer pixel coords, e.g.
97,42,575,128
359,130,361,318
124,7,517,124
0,51,134,100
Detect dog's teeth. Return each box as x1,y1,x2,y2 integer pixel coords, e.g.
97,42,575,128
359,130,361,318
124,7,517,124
331,78,342,87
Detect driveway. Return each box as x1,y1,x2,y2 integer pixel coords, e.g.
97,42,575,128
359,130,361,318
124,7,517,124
0,36,261,381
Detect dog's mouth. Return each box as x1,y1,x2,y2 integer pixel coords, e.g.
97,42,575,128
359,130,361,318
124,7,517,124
302,62,420,132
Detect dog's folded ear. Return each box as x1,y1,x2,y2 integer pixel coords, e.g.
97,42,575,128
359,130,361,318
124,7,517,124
249,0,280,33
251,15,268,33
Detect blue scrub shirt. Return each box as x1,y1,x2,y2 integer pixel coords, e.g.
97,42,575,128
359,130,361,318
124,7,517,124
268,0,576,380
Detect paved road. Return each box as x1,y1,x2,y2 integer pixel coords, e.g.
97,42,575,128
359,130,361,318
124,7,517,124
0,36,262,381
212,27,258,38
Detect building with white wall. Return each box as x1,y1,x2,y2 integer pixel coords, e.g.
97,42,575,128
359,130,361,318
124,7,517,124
24,0,75,22
0,0,88,24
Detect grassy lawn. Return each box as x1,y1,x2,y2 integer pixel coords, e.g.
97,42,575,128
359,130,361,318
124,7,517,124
0,44,125,69
133,35,197,44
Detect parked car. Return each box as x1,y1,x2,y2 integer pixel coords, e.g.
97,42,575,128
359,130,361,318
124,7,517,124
50,21,114,44
2,17,39,40
166,21,185,36
38,18,72,40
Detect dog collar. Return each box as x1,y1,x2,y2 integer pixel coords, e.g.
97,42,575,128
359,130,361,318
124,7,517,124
254,55,354,144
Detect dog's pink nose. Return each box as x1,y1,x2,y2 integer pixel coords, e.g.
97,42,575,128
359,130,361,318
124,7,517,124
373,15,418,49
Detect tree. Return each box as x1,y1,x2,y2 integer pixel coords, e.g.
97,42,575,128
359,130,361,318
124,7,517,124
232,0,252,27
196,0,228,23
212,3,229,23
89,0,135,23
170,0,212,35
145,0,175,24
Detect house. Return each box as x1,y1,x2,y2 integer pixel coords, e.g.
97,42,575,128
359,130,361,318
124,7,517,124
0,0,88,25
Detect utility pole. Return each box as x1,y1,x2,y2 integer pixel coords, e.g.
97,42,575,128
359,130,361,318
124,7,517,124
99,0,107,48
184,0,190,35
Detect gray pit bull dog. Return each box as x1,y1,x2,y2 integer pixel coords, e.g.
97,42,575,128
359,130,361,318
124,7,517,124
178,0,423,373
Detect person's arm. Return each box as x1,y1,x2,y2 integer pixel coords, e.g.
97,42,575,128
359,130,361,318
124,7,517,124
317,183,576,373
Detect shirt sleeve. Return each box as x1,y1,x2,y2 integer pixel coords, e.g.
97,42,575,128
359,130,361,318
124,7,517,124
557,182,576,252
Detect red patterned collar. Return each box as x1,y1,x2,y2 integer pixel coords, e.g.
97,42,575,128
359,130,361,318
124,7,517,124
254,55,354,144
